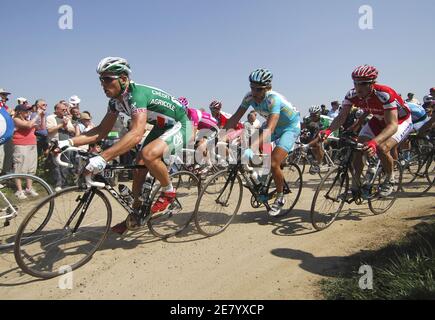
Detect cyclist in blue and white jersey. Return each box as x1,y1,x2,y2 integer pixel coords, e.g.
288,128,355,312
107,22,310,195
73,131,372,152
224,69,301,216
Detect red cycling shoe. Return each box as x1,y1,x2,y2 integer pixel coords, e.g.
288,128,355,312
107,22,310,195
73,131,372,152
151,190,177,214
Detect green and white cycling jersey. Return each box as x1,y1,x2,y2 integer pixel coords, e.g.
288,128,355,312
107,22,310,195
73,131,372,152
107,81,191,151
107,81,187,128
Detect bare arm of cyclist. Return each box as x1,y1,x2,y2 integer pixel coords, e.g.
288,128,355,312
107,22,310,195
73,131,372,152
100,111,148,162
69,111,118,147
372,108,398,145
224,107,246,131
327,104,352,133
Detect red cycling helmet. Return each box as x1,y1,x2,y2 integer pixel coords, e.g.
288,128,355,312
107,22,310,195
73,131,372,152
352,65,378,82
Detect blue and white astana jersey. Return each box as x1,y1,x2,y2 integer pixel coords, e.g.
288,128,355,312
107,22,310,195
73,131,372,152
407,103,427,123
239,91,301,153
240,91,300,134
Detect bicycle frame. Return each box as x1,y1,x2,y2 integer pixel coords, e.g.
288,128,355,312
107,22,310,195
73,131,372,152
63,164,152,232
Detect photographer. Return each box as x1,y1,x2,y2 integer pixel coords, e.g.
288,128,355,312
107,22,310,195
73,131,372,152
46,101,76,191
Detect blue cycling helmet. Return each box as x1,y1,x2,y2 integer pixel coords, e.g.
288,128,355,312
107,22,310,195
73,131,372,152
249,68,273,86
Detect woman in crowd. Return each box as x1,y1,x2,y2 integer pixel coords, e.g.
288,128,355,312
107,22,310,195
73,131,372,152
12,103,46,199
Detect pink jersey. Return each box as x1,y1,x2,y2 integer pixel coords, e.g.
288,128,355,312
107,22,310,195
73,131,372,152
186,108,219,132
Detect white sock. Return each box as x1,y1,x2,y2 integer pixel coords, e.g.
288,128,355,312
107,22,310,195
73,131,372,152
162,183,174,193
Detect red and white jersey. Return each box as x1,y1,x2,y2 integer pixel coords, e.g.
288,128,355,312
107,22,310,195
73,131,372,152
342,84,410,126
216,111,244,130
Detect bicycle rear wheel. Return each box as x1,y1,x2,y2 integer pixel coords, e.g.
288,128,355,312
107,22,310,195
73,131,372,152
368,161,403,215
0,174,53,249
310,168,349,231
14,187,111,279
194,169,243,237
147,171,200,239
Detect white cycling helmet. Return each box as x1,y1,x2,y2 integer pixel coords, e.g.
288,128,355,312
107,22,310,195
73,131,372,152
309,105,321,114
423,95,433,104
97,57,131,76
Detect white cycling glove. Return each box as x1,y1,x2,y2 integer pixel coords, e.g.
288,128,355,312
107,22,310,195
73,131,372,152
85,156,107,174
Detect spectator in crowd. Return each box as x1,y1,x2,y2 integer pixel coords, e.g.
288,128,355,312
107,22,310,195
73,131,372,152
423,95,433,117
46,102,76,191
0,88,11,112
12,104,45,199
32,99,49,157
327,101,341,119
70,105,81,127
320,104,329,116
0,88,13,174
81,111,96,129
243,111,258,138
17,97,29,106
406,92,420,105
243,110,261,137
430,88,435,98
75,112,94,151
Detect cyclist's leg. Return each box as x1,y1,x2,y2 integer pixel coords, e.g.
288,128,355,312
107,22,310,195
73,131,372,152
355,122,374,190
146,119,192,213
310,140,324,163
378,117,413,193
268,126,299,216
271,128,299,193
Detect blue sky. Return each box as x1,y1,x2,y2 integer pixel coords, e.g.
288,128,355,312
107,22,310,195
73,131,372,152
1,0,434,123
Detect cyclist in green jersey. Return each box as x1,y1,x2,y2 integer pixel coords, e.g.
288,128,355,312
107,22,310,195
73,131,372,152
59,57,192,234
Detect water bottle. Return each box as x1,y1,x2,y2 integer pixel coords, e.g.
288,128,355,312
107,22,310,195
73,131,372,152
140,173,154,202
250,170,262,187
118,184,134,206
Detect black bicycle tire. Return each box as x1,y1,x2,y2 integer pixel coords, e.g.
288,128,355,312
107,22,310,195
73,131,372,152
14,186,112,279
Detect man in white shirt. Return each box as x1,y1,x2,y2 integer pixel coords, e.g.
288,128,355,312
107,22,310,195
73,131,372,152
327,101,340,119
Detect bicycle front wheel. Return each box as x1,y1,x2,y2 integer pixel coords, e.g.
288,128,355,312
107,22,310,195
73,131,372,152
310,168,349,231
194,169,243,237
147,171,200,239
14,187,112,279
0,174,53,249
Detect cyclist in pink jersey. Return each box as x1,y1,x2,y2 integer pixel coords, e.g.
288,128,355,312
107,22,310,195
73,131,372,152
178,97,219,168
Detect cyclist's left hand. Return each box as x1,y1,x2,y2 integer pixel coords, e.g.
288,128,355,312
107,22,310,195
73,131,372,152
85,156,107,174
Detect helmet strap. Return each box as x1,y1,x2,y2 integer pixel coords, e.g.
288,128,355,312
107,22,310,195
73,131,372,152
115,78,129,98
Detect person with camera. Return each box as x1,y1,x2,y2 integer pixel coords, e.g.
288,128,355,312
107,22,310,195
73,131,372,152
46,101,76,191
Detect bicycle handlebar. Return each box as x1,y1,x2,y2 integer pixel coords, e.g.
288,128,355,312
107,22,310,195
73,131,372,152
53,145,106,189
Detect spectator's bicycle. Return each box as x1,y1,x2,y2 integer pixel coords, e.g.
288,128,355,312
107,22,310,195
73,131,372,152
192,142,303,237
0,173,53,249
310,132,403,231
14,146,200,279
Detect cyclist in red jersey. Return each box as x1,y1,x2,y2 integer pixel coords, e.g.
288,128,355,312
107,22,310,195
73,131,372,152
319,65,413,197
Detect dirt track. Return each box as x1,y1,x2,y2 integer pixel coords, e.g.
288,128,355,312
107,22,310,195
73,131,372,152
0,173,433,299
